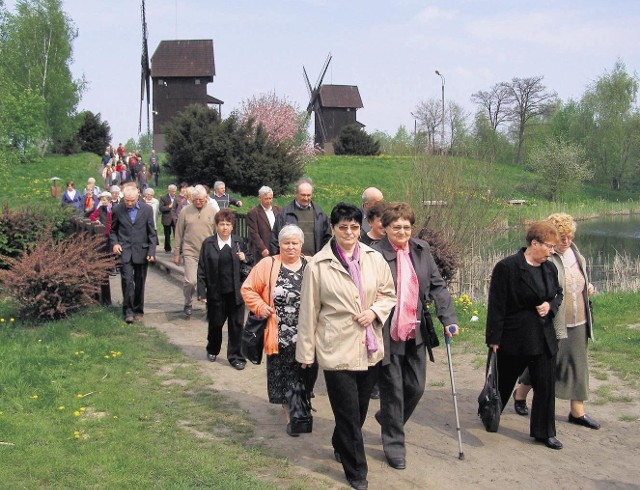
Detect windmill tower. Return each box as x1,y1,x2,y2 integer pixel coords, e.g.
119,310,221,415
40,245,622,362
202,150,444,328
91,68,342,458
303,53,364,151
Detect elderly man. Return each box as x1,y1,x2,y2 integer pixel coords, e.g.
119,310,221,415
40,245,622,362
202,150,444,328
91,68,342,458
173,185,217,317
361,187,384,233
159,184,178,253
246,186,281,260
110,186,157,324
212,181,242,209
148,149,160,187
270,177,331,256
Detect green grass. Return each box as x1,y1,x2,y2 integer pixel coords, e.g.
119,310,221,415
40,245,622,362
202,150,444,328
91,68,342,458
0,307,289,489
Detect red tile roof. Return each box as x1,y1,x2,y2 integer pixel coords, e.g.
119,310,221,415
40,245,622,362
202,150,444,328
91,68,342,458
151,39,215,78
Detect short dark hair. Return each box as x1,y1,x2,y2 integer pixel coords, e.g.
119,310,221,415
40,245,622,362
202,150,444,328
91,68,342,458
381,202,415,228
366,201,389,223
215,208,236,226
330,202,362,226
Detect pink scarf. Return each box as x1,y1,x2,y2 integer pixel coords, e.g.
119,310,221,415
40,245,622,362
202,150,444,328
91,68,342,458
335,242,378,356
390,242,419,341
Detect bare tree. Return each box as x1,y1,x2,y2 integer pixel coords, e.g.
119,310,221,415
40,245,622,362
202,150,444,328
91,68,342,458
504,76,557,165
471,84,512,131
413,98,441,154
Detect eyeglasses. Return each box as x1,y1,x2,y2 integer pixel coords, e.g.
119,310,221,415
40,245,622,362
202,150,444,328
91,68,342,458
389,225,413,233
536,240,555,250
335,224,361,233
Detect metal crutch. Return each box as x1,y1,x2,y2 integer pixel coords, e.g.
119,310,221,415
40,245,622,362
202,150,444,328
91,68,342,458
445,325,464,460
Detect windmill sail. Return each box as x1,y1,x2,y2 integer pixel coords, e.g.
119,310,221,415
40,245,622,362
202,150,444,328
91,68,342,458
139,0,151,135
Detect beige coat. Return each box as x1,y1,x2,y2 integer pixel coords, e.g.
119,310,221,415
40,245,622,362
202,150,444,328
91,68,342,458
296,241,397,371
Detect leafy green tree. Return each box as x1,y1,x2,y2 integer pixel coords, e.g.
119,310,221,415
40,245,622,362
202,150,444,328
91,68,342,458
334,124,380,155
0,0,84,149
0,84,46,159
164,104,304,195
578,61,640,190
527,137,592,202
76,111,111,155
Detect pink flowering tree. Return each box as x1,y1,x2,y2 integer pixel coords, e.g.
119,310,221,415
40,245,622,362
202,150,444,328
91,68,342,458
238,92,316,163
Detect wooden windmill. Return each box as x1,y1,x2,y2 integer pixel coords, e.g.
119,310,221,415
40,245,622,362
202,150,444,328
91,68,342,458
303,53,364,150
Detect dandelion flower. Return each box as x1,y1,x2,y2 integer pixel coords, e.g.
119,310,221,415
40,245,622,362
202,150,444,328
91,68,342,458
73,411,81,417
73,431,80,439
79,407,86,412
30,395,38,399
76,394,83,398
0,318,5,323
58,406,65,411
9,318,14,322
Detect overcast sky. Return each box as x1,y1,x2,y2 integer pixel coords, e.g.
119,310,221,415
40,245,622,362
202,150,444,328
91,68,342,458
7,0,640,145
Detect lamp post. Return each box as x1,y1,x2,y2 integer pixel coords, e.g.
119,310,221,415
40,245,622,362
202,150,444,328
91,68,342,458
435,70,445,155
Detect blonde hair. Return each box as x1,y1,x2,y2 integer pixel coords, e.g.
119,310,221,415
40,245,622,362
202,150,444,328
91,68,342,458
547,213,577,236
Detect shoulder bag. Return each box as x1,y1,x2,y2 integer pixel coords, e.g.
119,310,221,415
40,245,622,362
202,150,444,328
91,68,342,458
477,348,502,432
241,258,274,364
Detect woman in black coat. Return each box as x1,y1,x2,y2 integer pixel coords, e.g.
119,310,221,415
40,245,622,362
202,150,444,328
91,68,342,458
486,220,564,449
197,208,253,370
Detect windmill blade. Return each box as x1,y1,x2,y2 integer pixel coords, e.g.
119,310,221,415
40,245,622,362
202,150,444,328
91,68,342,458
314,52,332,91
303,66,313,97
139,0,151,135
315,102,328,143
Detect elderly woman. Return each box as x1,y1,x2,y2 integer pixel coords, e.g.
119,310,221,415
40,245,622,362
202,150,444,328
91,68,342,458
142,188,160,231
241,225,308,436
296,203,396,490
486,221,564,449
372,202,458,470
360,201,388,247
513,213,599,429
197,209,253,370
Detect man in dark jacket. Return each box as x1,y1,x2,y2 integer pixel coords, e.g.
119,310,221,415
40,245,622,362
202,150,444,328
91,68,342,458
110,186,157,323
246,185,281,260
269,178,331,256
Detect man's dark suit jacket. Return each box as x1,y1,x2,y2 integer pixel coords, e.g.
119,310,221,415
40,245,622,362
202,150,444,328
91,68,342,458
109,202,157,263
485,248,563,357
159,193,176,226
246,204,280,259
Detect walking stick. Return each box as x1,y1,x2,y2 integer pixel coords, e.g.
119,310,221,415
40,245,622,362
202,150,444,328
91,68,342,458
445,325,464,460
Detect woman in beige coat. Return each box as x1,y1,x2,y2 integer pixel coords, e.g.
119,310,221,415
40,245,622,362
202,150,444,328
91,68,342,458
296,203,396,490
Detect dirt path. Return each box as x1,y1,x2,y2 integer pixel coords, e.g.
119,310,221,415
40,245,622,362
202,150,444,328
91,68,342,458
111,265,640,489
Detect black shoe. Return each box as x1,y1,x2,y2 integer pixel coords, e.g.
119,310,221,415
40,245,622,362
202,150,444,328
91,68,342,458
183,305,192,317
207,354,217,362
370,385,380,400
513,391,529,416
535,436,563,450
231,360,246,370
385,456,406,469
568,413,601,430
333,450,342,463
349,479,368,490
124,315,134,324
286,423,299,437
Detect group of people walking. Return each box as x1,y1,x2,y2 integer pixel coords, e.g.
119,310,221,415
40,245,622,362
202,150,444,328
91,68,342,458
65,163,600,489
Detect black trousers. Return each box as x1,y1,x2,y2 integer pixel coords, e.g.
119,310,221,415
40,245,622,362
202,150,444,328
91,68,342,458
163,222,175,252
497,350,557,439
206,291,245,364
119,260,148,317
324,364,380,483
378,339,427,459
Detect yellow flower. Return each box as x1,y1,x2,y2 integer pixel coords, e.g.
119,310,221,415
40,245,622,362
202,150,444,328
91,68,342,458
73,431,80,439
30,395,38,399
0,318,4,323
58,406,65,411
73,411,81,417
79,407,86,412
9,318,14,322
76,394,83,398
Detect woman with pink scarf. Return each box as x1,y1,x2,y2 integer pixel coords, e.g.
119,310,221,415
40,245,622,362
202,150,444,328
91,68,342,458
296,202,396,490
372,202,459,471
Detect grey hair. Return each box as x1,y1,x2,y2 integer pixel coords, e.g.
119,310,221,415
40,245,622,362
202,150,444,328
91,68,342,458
144,188,155,196
193,184,208,197
123,186,139,199
167,184,177,192
295,177,313,192
258,186,273,197
278,224,304,244
214,180,225,191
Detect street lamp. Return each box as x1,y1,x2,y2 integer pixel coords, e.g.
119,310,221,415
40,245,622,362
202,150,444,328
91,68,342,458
435,70,445,155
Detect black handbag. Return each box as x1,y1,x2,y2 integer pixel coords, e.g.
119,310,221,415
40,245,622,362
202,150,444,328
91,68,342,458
239,262,252,282
421,305,440,363
241,314,266,365
285,378,313,434
477,349,502,432
240,258,274,365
